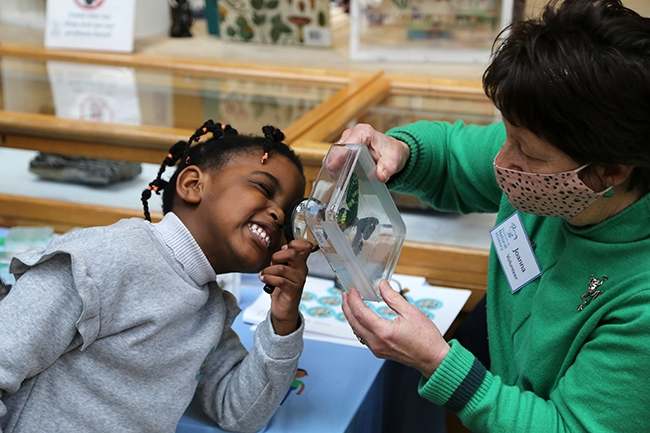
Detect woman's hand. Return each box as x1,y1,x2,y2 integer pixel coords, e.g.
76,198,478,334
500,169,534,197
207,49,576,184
336,124,411,183
259,239,312,336
341,280,450,379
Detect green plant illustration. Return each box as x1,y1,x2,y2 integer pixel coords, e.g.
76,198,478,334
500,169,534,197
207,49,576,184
247,0,282,43
270,13,293,43
252,12,267,41
392,0,410,10
236,15,255,40
223,0,329,45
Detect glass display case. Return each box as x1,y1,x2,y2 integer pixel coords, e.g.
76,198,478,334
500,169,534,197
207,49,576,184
350,0,527,63
358,79,497,128
0,43,358,233
0,42,490,311
0,57,341,135
356,75,498,212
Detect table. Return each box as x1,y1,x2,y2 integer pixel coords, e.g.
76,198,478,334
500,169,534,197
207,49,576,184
176,280,386,433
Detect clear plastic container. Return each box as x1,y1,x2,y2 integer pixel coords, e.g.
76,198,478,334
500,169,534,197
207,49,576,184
292,143,406,301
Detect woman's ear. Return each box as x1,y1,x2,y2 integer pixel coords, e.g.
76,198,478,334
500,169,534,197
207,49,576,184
176,166,205,204
598,163,635,188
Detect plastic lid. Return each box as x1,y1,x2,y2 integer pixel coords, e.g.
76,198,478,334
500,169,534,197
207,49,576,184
293,143,406,301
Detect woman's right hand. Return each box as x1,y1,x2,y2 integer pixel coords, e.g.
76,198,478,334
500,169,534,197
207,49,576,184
341,280,450,379
336,124,411,183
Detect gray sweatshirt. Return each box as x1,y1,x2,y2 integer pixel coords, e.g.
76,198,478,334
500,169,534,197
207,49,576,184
0,213,304,433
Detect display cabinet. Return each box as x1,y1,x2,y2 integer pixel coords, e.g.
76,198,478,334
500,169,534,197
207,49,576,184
290,72,496,308
0,41,389,224
349,0,525,63
0,41,489,317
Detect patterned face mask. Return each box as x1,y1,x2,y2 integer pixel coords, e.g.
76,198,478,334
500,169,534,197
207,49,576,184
493,156,612,219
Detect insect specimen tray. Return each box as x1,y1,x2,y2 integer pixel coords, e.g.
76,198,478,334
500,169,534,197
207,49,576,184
296,143,406,301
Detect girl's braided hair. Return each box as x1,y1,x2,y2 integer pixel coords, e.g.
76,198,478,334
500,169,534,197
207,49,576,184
141,120,304,221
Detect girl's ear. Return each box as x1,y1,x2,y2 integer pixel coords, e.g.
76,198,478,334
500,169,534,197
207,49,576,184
176,166,205,204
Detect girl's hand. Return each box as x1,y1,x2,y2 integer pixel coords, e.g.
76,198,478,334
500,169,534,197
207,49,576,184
341,280,450,379
335,124,411,183
259,239,312,336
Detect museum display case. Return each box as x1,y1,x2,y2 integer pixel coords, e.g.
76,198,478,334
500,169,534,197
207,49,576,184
349,0,527,63
0,41,489,314
0,41,389,221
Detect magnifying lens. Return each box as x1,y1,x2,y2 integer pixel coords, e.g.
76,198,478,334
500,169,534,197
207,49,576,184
285,198,325,252
262,198,324,294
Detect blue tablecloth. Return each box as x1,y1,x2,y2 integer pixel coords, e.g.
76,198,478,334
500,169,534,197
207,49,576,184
176,283,385,433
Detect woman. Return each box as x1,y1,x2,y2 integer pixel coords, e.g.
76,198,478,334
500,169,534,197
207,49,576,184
339,1,650,431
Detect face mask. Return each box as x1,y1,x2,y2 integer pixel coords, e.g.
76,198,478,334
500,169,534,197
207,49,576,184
493,156,612,219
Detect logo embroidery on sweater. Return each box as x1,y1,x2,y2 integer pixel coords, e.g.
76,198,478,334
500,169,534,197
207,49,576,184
577,275,607,312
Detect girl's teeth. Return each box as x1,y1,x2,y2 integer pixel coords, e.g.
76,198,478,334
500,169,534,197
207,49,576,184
250,224,270,247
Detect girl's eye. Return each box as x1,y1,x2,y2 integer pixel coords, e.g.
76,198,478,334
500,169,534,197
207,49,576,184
256,182,272,197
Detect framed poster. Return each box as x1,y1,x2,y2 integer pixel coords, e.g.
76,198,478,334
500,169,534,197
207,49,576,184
219,0,333,47
350,0,525,63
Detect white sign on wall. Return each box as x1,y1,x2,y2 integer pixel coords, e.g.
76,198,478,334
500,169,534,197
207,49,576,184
45,0,137,53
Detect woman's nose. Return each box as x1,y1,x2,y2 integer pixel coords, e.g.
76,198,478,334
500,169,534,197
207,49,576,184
496,142,524,171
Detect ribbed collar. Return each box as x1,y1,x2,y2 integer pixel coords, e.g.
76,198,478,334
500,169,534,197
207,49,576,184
151,212,216,287
565,193,650,243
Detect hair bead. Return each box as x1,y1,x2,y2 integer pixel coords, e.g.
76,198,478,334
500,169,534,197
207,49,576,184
260,125,285,164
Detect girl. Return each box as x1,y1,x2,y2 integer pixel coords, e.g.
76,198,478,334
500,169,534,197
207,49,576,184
0,120,312,433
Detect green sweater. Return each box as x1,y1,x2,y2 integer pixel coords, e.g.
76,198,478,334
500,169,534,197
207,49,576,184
387,120,650,433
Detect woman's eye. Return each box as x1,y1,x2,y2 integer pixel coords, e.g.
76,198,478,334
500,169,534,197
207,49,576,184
519,146,536,160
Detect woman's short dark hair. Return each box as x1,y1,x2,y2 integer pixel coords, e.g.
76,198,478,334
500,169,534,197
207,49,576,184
483,0,650,192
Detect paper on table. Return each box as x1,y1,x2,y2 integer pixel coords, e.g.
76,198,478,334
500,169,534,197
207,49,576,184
242,274,471,348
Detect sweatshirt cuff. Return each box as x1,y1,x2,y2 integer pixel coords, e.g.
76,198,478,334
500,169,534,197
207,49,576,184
385,127,422,189
256,311,305,360
386,121,447,194
418,340,491,414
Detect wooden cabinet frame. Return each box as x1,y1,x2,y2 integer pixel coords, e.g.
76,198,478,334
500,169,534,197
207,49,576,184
0,42,487,315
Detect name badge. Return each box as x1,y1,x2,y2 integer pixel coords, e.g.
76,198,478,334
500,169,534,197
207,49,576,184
490,212,541,293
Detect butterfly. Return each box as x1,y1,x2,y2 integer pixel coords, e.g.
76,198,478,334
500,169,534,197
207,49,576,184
336,172,379,255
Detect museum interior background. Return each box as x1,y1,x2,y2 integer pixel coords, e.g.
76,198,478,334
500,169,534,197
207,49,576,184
0,1,648,432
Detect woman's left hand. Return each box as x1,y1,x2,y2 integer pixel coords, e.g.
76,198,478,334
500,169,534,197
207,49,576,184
260,239,312,336
341,280,450,379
